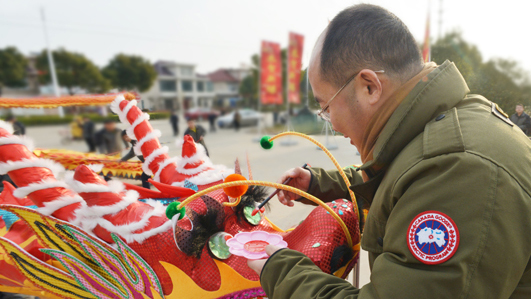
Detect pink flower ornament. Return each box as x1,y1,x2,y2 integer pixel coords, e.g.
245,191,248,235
226,231,288,259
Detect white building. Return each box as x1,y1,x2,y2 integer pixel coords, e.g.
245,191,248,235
141,61,215,111
207,68,250,107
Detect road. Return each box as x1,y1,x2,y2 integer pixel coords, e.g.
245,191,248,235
26,117,371,288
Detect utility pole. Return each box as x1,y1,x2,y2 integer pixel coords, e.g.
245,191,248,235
40,7,64,118
438,0,443,40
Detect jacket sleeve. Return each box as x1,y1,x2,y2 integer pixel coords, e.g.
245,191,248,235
260,153,531,298
121,147,136,161
300,167,363,205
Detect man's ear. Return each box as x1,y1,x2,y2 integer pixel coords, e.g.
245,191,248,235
357,70,383,105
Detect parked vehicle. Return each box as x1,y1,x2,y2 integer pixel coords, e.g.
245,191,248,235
217,109,263,128
185,107,220,121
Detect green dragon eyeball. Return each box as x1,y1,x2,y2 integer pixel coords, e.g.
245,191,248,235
260,136,273,150
166,201,185,220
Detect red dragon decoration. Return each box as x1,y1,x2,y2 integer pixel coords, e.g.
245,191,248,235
0,95,360,299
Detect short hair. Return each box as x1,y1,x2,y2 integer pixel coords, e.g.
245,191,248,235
104,119,115,124
5,115,15,122
516,104,524,107
321,4,423,87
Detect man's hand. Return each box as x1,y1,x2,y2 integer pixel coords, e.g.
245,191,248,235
247,245,282,276
276,167,311,207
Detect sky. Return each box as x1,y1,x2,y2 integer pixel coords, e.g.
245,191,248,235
1,0,531,76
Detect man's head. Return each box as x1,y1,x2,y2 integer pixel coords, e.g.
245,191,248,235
187,118,195,129
309,4,423,148
5,115,15,123
516,104,524,115
104,119,116,131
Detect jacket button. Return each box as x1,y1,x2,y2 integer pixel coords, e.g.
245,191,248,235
377,237,383,247
435,114,445,121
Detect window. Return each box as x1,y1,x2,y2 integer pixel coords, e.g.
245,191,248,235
206,82,214,92
229,83,238,92
181,67,193,76
182,80,193,92
197,81,204,92
159,80,177,92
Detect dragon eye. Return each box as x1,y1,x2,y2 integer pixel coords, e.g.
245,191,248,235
244,206,262,225
208,232,233,260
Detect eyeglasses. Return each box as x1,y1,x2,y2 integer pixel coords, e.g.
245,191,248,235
317,69,385,122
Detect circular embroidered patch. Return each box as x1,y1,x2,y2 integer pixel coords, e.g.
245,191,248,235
407,211,459,265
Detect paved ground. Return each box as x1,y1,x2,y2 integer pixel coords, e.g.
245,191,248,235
26,116,371,288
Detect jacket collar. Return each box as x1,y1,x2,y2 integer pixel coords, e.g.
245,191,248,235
352,61,470,202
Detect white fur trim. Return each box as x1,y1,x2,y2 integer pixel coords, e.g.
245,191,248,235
0,136,35,151
37,195,84,216
0,120,14,134
13,179,70,198
65,172,125,194
87,164,104,173
0,158,64,176
153,157,179,182
142,146,168,176
177,160,213,175
126,113,150,140
171,165,233,187
134,129,161,156
75,190,139,218
110,94,125,115
178,142,208,163
80,197,170,244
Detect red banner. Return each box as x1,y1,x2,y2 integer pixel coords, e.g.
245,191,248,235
260,41,283,105
288,32,304,104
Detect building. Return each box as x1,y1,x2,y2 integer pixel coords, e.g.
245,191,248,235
207,68,249,107
141,61,215,111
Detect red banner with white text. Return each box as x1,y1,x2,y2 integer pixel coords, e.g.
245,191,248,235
288,32,304,104
260,41,283,105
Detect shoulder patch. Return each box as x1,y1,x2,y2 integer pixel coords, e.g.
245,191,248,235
491,103,513,126
407,211,459,265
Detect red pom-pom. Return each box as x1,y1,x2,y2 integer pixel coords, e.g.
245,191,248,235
223,174,248,198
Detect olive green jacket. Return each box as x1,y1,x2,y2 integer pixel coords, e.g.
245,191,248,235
261,61,531,298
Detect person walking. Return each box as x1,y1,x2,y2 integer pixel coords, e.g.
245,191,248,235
208,111,217,132
248,4,531,298
233,109,241,131
509,104,531,135
5,115,25,136
82,116,96,152
184,118,209,156
120,130,150,189
170,110,179,137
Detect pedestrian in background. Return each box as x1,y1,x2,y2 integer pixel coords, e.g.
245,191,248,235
208,111,217,132
184,118,209,156
121,130,150,189
5,115,25,136
170,110,179,137
510,104,531,135
95,119,126,154
82,116,96,152
233,109,241,131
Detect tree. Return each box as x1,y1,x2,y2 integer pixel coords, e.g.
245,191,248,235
36,48,110,95
0,47,28,95
102,54,156,92
431,31,531,112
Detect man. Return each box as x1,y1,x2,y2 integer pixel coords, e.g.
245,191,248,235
184,118,209,156
170,110,179,136
248,4,531,298
208,111,217,132
233,109,241,131
5,115,25,136
510,104,531,135
120,130,150,189
95,119,126,154
82,116,96,152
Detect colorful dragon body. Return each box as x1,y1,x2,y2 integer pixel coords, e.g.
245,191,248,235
0,95,360,299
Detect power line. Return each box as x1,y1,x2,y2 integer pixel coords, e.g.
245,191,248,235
0,20,255,50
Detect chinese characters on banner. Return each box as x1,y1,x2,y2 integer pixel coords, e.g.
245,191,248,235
260,41,283,105
288,32,304,104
